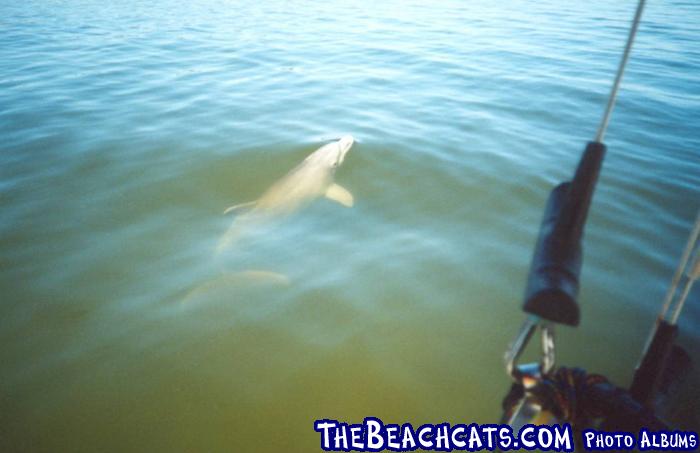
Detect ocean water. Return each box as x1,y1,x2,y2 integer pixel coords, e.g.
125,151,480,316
1,0,699,451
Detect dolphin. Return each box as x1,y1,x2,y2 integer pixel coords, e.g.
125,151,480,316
180,270,291,304
216,135,355,253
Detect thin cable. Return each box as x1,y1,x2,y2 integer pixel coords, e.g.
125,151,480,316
669,273,697,325
669,216,700,324
659,210,700,321
595,0,646,143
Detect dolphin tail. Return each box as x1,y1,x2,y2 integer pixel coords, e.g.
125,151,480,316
181,270,291,304
237,269,291,285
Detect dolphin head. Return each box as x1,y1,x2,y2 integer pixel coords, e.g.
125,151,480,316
307,135,354,170
333,135,354,166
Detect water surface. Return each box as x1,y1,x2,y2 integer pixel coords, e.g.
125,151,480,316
1,0,699,451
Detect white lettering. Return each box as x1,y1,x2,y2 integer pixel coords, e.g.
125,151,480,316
366,419,383,450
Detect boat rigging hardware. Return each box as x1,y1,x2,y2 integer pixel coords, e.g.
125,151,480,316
502,316,559,431
501,0,652,431
630,210,700,405
658,210,700,325
504,315,555,383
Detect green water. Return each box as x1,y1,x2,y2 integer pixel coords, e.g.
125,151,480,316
1,0,699,451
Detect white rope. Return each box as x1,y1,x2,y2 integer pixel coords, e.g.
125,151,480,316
595,0,646,143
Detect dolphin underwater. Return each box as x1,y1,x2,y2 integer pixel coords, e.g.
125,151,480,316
216,135,355,253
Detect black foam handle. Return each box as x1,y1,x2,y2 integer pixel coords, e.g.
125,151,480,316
523,141,606,326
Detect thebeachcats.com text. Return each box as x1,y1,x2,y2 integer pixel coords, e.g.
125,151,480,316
313,418,699,452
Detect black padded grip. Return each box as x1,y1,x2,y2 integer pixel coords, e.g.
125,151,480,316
523,141,606,326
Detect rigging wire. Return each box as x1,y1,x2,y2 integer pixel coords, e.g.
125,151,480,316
659,210,700,322
595,0,646,143
666,211,700,324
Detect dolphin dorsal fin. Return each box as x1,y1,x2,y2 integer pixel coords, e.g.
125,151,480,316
223,201,256,215
325,184,354,207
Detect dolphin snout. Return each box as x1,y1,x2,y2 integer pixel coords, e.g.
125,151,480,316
338,135,354,154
